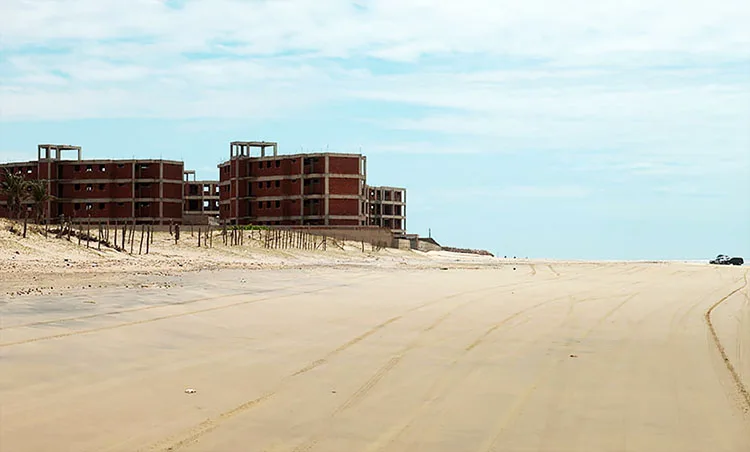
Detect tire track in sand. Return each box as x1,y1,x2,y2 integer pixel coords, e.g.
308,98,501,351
144,279,549,452
705,271,750,411
479,291,640,452
365,290,639,452
290,277,559,378
288,284,538,452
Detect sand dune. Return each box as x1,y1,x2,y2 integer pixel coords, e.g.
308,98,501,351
1,260,748,451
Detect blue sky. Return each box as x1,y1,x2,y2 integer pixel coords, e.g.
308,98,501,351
1,0,749,260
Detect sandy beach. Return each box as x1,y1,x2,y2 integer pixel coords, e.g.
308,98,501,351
1,248,748,451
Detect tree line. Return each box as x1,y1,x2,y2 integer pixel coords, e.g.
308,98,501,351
0,168,51,223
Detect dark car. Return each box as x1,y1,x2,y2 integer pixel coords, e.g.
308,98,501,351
710,255,744,266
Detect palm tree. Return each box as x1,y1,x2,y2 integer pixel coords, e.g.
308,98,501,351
1,168,29,219
28,180,51,223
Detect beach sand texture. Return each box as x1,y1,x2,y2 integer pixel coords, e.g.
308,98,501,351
1,261,748,452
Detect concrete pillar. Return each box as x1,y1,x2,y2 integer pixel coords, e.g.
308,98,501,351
234,159,239,224
362,156,367,225
324,155,330,226
159,162,164,224
131,162,136,221
299,157,304,224
46,158,52,221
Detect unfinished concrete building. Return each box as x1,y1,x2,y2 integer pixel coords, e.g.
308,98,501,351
218,141,368,226
2,141,410,232
367,186,407,234
0,145,184,224
183,170,220,224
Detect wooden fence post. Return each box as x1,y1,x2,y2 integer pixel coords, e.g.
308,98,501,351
139,225,145,255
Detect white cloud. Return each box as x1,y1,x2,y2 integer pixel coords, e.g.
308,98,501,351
0,0,748,178
2,0,748,60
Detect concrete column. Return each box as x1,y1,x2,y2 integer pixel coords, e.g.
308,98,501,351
46,159,52,221
361,156,367,225
131,162,136,222
159,162,164,224
403,189,407,232
234,160,239,224
324,155,330,226
299,158,304,224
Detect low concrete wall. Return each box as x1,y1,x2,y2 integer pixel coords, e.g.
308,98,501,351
393,238,411,250
183,213,219,226
284,226,394,248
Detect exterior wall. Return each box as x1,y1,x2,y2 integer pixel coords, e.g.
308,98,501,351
1,157,184,224
329,198,359,216
328,177,359,194
329,156,361,174
219,152,367,226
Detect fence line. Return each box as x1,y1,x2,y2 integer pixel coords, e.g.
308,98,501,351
11,218,392,255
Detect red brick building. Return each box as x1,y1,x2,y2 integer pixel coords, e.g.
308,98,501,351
0,144,183,224
218,141,368,226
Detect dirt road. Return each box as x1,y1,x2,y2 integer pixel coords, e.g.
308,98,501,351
1,263,748,451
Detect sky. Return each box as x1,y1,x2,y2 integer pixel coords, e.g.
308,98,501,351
1,0,749,260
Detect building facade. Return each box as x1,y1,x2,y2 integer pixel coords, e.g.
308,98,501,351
2,142,409,232
0,145,183,224
218,141,368,226
183,170,220,224
367,185,407,234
